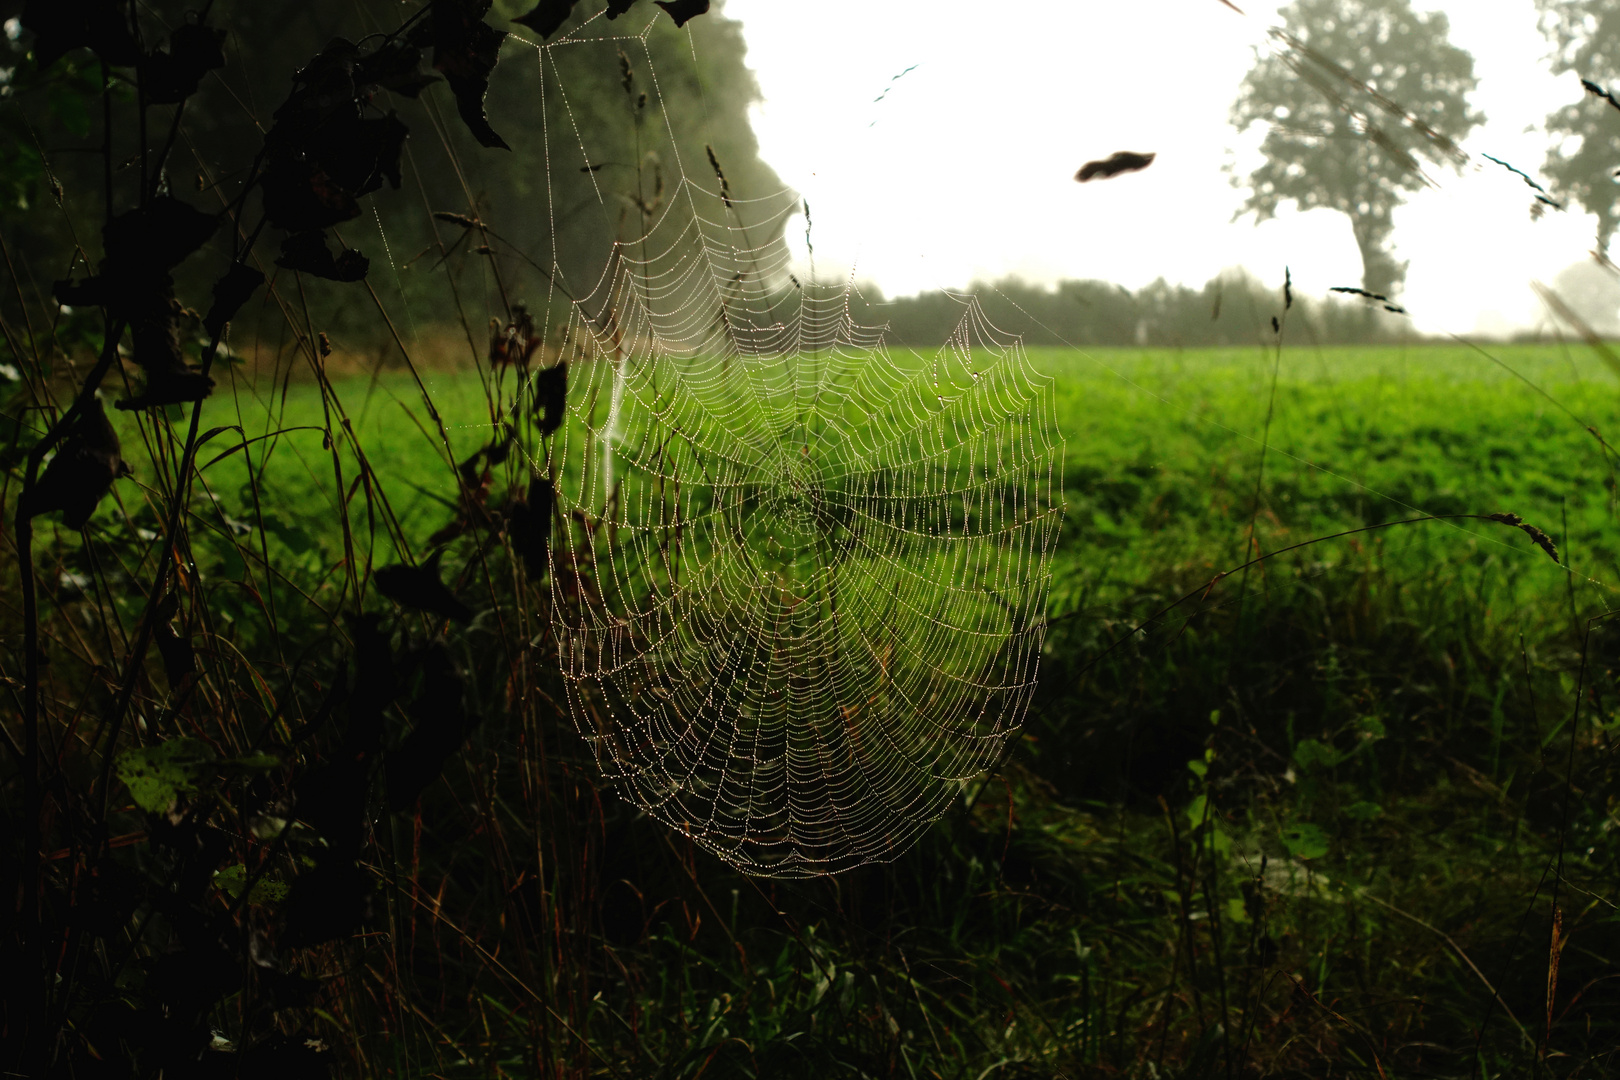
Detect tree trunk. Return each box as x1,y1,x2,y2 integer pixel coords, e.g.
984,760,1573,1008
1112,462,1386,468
1350,210,1406,299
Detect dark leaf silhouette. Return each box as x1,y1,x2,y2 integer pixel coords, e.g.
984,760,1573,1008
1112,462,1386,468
261,114,409,233
485,427,514,466
204,263,266,339
22,396,130,528
344,611,396,757
535,361,568,435
655,0,710,27
385,645,471,810
291,758,368,853
21,0,139,70
514,0,579,38
1075,151,1157,182
260,40,412,232
118,292,214,410
257,970,321,1013
374,549,472,622
353,39,440,98
281,860,370,947
412,0,510,150
69,859,143,939
606,0,641,17
508,475,554,577
236,1032,337,1079
153,592,197,686
488,304,542,365
259,157,361,233
276,231,371,282
140,21,227,104
53,197,221,409
457,448,487,491
102,195,221,278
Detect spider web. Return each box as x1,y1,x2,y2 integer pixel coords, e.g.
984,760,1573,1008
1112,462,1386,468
523,14,1063,877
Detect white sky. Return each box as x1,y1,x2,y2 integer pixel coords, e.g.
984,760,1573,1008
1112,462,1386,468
720,0,1607,336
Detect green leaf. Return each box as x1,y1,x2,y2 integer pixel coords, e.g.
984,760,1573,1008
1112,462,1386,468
1280,822,1329,860
221,750,282,773
1293,738,1340,771
213,863,288,906
266,518,315,554
1343,800,1383,822
115,738,215,812
1185,793,1213,828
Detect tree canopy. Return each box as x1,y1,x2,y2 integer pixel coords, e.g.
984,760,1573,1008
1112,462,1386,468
0,0,782,347
1538,0,1620,252
1230,0,1482,297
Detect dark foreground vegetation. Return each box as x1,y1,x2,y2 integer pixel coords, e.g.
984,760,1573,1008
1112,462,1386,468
3,0,1620,1078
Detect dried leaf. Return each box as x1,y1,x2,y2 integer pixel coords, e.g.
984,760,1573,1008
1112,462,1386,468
281,859,369,947
261,113,408,234
373,549,472,622
23,396,130,528
654,0,710,27
413,0,510,150
514,0,579,38
354,39,439,98
154,591,197,686
488,304,541,365
21,0,139,70
605,0,640,17
1075,151,1156,182
139,21,226,105
203,263,266,339
535,361,568,435
276,231,370,282
344,611,396,758
118,292,214,410
385,645,471,810
104,196,222,276
508,475,554,577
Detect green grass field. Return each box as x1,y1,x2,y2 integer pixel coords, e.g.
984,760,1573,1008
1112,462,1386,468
178,341,1620,621
84,342,1620,1075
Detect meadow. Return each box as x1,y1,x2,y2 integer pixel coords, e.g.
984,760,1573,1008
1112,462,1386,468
104,337,1620,1076
189,340,1619,617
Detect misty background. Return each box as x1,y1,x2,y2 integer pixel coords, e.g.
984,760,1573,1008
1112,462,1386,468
729,0,1620,341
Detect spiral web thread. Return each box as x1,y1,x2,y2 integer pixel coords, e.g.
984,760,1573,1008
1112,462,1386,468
526,21,1063,877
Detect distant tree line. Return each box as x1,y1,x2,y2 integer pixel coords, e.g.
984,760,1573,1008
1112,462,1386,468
855,273,1408,349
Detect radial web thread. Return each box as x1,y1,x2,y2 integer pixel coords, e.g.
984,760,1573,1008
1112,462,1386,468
527,21,1063,877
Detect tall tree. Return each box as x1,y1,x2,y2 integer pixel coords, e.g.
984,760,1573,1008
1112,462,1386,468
1537,1,1620,252
0,0,782,340
1230,0,1483,297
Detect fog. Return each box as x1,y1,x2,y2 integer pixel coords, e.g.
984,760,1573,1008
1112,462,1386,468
725,0,1613,337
